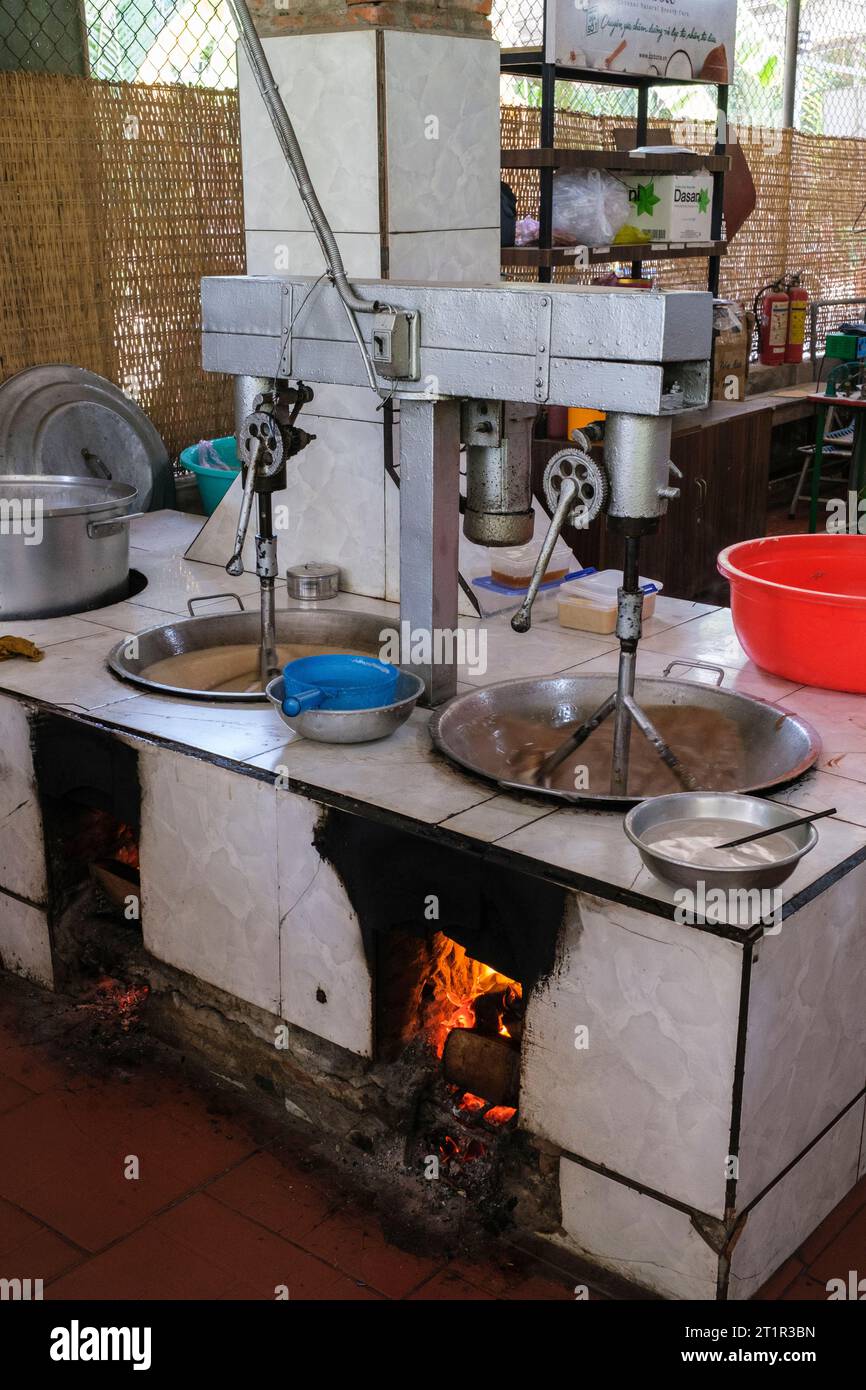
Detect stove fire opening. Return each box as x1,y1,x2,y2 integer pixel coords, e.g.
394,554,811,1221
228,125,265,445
377,929,525,1209
33,716,144,992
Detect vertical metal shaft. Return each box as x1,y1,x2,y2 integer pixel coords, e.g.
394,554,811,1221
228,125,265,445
782,0,801,131
610,535,641,796
399,399,461,706
256,492,280,686
260,581,278,686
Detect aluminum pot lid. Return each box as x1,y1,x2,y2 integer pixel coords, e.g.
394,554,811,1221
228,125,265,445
0,474,138,517
0,365,167,511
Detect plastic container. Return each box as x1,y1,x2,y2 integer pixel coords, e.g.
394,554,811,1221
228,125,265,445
281,655,399,717
718,534,866,694
180,436,241,515
557,569,662,635
489,536,574,590
472,567,589,619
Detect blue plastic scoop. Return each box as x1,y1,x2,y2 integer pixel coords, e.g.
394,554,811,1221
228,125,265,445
281,654,399,718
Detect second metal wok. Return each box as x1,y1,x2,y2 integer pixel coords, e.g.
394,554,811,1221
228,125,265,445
429,672,820,805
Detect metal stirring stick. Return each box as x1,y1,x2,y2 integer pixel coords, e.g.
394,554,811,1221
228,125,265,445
531,691,696,793
718,806,836,849
534,692,616,785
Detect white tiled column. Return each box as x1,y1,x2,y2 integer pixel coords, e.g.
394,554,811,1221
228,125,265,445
521,892,743,1219
558,1155,722,1301
727,1102,865,1300
139,748,282,1015
237,29,500,601
735,862,866,1208
275,788,372,1058
381,31,501,282
239,30,500,283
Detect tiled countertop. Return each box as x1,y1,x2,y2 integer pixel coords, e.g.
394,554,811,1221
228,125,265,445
3,511,866,931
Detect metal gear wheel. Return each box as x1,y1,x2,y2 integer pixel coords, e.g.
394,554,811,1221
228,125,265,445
542,447,609,527
237,410,285,478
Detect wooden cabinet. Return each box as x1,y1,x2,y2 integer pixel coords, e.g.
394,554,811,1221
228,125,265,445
533,403,772,604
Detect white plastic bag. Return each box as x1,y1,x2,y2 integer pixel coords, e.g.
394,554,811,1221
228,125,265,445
552,169,630,247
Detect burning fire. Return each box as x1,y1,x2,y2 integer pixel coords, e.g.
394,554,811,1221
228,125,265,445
113,826,140,870
425,943,522,1059
65,809,140,873
420,936,522,1132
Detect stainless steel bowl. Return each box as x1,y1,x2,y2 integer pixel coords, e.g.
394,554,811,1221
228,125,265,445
624,791,819,893
265,670,425,744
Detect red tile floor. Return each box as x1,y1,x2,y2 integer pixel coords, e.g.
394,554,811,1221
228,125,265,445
0,980,862,1301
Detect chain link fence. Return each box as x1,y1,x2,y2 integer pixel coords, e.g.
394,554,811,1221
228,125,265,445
0,0,237,86
85,0,236,86
1,0,865,130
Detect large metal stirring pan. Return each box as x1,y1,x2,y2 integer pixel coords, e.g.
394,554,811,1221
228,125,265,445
107,606,386,702
429,674,820,806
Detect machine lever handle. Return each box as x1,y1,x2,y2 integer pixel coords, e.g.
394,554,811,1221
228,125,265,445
225,438,262,577
511,477,578,634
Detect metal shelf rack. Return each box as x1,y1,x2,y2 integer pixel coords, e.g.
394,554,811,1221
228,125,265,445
500,41,730,290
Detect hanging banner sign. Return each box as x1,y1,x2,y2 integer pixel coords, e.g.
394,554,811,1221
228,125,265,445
545,1,738,85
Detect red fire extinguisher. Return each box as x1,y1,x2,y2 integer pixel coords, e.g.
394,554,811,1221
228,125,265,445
785,276,809,365
755,278,790,366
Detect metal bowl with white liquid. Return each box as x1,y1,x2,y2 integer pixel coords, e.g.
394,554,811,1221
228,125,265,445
624,791,819,893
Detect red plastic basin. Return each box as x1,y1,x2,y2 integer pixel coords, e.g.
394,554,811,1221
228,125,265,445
718,534,866,693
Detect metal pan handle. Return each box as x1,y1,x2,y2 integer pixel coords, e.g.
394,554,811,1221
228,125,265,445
86,512,146,538
186,593,246,616
663,659,726,687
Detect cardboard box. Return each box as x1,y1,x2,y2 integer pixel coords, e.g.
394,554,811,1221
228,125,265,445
547,0,738,84
712,301,753,402
618,171,714,243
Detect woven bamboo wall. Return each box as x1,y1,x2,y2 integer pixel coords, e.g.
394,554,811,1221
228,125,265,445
502,105,866,311
1,80,863,464
0,72,244,459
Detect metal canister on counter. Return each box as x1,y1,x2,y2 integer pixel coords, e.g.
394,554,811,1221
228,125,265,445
286,562,340,601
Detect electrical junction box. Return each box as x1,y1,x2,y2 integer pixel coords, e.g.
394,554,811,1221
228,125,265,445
618,171,714,244
372,309,421,381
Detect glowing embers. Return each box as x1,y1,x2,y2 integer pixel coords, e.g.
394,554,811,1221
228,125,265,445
62,808,140,873
75,976,149,1033
458,1095,518,1127
437,1091,519,1177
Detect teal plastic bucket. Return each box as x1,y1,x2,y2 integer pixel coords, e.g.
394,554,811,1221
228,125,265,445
180,437,241,515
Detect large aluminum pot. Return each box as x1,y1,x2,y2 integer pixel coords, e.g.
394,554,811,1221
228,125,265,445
0,475,140,620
